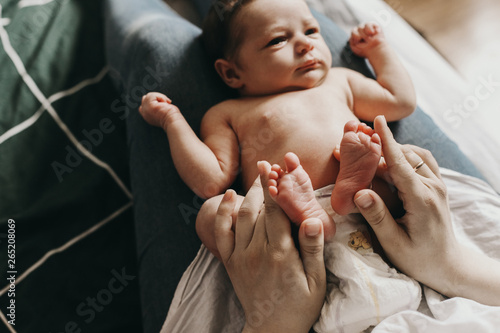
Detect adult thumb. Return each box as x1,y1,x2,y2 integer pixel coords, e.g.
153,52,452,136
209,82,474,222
298,218,326,291
354,189,398,246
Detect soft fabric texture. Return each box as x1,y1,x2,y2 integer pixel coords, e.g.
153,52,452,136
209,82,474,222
162,169,500,332
0,1,141,331
373,168,500,333
103,0,486,331
314,185,421,333
162,184,422,333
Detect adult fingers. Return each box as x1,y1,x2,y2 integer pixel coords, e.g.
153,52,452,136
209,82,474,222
375,147,440,185
374,116,422,190
298,218,326,291
400,145,437,180
354,189,407,251
234,176,264,251
257,161,293,248
215,190,237,263
404,145,441,178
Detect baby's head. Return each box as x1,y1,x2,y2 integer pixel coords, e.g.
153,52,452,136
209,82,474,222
202,0,332,96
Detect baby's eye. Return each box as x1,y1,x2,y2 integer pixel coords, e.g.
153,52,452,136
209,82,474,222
305,28,319,35
267,37,286,47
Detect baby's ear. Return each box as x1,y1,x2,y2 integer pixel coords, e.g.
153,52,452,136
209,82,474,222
214,59,243,89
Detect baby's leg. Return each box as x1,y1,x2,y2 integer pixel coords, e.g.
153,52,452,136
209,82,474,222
196,194,244,260
331,121,382,215
267,153,336,240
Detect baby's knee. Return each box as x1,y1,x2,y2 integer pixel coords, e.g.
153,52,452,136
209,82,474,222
195,193,244,259
195,196,222,242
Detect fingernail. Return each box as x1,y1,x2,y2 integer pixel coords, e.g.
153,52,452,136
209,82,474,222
305,220,321,237
257,161,264,174
355,192,374,209
223,190,234,201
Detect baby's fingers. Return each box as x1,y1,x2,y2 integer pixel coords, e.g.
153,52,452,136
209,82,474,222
143,92,171,104
364,23,379,36
350,27,362,44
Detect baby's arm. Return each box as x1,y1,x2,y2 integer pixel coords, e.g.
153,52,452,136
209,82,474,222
139,92,239,198
347,23,416,121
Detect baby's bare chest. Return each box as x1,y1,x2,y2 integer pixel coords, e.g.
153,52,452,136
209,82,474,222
233,90,358,189
238,90,355,147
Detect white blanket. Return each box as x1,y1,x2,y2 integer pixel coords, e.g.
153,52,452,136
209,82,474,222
162,168,500,332
374,168,500,332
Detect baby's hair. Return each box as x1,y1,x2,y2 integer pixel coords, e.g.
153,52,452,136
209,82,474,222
202,0,255,62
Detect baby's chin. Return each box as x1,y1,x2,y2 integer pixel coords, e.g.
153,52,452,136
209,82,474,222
277,79,326,94
241,73,328,96
292,71,329,90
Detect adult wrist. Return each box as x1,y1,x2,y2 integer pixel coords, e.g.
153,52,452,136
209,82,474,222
427,244,469,299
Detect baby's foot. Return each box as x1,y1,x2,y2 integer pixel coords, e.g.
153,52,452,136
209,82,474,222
331,121,382,215
268,152,335,240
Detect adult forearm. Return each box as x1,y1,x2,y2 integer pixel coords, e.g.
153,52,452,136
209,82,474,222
447,245,500,306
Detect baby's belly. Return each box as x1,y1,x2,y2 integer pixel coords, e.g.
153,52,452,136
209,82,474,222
240,127,344,191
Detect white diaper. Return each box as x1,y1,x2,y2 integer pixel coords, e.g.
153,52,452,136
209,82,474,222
161,185,422,333
314,184,422,333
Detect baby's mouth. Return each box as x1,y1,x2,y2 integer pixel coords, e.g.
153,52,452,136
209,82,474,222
297,59,320,71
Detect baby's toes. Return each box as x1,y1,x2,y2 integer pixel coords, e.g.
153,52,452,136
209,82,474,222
269,164,283,180
357,131,372,147
268,164,283,198
357,122,374,136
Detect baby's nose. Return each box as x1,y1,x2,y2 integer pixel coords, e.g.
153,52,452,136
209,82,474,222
296,39,314,55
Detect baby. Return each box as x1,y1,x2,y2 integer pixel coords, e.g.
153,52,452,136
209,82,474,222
139,0,416,257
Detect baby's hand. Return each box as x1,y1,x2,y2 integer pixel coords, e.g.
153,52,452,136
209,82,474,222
349,23,386,58
139,92,181,129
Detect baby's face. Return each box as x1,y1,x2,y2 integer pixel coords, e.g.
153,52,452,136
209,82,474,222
232,0,332,96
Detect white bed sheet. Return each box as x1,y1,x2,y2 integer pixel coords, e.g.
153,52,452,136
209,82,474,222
373,168,500,332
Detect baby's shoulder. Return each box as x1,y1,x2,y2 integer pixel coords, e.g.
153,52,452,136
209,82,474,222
328,66,359,79
326,67,370,89
205,99,233,115
202,98,246,123
321,67,357,90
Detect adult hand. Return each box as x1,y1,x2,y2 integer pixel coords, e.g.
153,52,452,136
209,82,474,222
354,115,458,295
215,161,326,333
